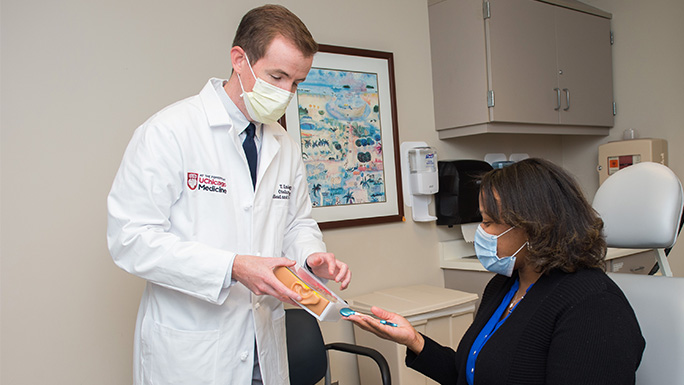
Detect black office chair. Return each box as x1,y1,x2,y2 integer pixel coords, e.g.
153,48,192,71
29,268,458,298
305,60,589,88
285,308,391,385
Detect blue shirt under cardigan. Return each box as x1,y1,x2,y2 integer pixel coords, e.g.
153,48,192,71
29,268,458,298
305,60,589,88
466,280,532,385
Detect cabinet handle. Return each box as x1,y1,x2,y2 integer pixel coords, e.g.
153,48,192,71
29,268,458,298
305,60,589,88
563,88,570,111
554,88,561,111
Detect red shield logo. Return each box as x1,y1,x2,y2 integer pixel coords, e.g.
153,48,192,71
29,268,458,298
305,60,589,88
187,173,198,190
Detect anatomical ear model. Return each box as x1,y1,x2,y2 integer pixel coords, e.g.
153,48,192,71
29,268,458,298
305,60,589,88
274,266,330,315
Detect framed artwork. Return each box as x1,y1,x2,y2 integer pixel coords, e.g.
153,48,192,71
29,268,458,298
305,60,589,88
283,44,404,229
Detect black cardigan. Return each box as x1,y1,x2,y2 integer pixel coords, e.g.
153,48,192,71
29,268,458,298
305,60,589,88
405,269,645,385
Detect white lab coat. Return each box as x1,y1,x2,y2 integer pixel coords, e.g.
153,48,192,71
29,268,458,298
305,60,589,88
107,78,326,385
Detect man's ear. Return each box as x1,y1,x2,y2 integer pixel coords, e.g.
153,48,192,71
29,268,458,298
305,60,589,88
230,46,247,75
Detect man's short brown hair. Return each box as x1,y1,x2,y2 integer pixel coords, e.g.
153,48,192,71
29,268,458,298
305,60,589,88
232,4,318,63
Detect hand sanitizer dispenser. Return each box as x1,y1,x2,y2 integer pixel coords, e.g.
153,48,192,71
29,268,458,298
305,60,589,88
401,142,439,222
409,147,438,195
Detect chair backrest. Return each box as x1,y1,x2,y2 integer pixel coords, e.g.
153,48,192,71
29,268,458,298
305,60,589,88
608,273,684,384
593,162,683,249
285,308,328,385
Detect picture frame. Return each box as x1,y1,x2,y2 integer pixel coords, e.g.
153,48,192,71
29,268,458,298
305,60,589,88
282,44,404,230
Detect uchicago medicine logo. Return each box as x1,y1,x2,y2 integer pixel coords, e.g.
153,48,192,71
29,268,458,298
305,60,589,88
187,173,198,190
187,172,227,194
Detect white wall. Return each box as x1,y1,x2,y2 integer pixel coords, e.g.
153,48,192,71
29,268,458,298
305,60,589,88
1,0,682,384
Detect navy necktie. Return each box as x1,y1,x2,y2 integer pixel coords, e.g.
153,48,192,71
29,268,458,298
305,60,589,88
243,123,257,188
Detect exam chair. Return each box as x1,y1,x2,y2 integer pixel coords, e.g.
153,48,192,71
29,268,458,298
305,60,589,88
607,273,684,384
592,161,684,384
593,161,683,276
285,308,392,385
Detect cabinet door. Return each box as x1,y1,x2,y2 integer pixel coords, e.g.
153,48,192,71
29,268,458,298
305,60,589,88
429,0,491,130
487,0,559,124
556,7,614,126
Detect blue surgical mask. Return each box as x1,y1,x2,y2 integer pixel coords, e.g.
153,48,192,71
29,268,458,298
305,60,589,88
474,224,528,277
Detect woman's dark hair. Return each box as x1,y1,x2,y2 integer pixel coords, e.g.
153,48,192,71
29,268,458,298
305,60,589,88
479,158,606,273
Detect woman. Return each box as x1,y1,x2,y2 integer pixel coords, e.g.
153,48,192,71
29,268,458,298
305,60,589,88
346,158,645,385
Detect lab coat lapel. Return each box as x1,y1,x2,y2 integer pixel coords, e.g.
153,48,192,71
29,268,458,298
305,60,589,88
199,83,254,192
257,124,282,190
199,78,232,129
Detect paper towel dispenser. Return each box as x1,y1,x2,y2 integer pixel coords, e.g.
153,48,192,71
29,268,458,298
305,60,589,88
436,160,493,226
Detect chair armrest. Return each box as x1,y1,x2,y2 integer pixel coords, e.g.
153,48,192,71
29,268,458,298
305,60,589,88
325,342,392,385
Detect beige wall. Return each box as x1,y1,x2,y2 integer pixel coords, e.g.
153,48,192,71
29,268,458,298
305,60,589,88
561,0,684,274
1,0,682,384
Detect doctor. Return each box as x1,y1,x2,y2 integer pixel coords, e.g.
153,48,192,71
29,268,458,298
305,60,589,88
107,5,351,385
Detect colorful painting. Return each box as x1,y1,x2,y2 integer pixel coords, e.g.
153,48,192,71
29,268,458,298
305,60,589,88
284,45,403,229
295,68,386,208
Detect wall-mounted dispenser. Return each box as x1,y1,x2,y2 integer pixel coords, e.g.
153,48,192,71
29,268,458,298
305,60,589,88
400,142,438,222
597,138,668,185
435,160,493,227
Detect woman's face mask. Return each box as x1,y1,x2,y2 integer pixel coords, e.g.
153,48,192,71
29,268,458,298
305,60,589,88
473,224,528,276
237,54,294,124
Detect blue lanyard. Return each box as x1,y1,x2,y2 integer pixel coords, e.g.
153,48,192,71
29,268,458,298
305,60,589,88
466,279,532,385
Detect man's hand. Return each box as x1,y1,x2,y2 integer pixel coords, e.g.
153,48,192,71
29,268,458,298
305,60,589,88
232,255,301,304
306,252,351,290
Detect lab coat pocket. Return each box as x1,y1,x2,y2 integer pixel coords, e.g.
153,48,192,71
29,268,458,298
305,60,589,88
141,316,219,385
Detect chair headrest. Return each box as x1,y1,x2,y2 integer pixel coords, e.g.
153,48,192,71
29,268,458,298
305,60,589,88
593,162,683,249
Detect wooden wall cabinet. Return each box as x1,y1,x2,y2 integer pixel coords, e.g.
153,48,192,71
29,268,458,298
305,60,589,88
429,0,614,138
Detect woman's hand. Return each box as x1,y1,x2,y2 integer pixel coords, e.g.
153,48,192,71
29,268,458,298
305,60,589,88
344,306,425,354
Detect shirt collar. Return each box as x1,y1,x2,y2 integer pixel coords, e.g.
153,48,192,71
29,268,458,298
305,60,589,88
214,80,261,139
